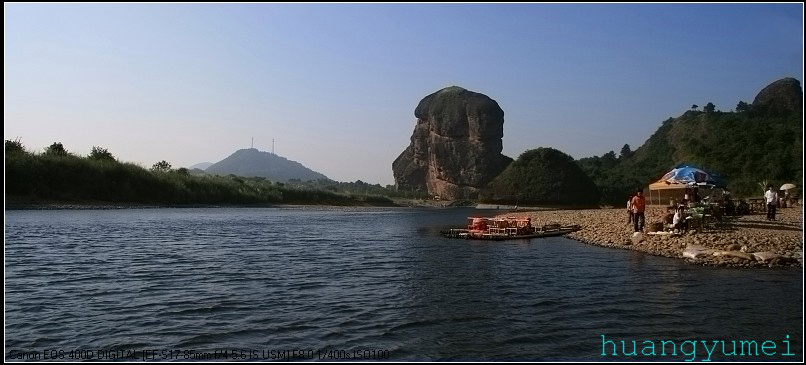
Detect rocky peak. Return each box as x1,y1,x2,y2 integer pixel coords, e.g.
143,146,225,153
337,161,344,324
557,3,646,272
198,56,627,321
752,77,802,113
392,86,512,200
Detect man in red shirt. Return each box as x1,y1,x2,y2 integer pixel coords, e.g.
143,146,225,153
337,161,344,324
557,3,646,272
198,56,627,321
631,189,647,232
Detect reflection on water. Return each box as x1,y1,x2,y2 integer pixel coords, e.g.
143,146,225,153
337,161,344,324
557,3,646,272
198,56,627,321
5,207,803,361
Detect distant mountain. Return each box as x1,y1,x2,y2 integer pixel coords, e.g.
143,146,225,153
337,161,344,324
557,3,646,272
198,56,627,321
188,168,208,176
189,162,213,170
206,148,328,182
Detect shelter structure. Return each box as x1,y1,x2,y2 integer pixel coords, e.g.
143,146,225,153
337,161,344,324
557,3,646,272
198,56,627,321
647,165,726,205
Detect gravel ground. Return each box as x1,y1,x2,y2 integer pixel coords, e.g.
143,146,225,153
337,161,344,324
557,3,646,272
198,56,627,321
499,206,803,268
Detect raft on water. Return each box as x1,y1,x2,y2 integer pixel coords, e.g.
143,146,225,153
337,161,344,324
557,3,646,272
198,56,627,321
440,217,581,241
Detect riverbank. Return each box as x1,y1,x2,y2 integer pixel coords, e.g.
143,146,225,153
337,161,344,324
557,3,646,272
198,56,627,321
392,198,477,208
4,199,398,210
501,207,803,268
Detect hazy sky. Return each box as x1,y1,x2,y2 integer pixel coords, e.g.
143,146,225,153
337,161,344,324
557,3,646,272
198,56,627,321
5,3,803,185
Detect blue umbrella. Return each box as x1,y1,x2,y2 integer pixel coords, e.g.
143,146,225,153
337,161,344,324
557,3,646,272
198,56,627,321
659,165,725,187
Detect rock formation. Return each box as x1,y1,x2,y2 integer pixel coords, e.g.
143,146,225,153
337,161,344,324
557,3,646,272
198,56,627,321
392,86,512,200
752,77,802,114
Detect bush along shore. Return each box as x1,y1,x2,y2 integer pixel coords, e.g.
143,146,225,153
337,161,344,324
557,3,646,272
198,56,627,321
500,207,803,268
5,141,397,207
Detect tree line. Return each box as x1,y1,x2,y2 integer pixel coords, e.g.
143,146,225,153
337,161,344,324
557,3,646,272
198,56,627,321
5,140,398,206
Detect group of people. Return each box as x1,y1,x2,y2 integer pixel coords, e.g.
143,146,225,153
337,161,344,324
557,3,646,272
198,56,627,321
658,202,691,232
625,184,786,234
627,189,690,233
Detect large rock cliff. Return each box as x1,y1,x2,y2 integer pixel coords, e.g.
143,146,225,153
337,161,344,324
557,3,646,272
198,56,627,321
392,86,512,199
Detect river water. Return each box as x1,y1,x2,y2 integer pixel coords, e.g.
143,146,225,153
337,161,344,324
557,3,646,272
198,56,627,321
5,207,803,361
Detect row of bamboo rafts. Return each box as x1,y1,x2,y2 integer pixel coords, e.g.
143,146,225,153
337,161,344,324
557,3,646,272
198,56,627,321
441,219,581,240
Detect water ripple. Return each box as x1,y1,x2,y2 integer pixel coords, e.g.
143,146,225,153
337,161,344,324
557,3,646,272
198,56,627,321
5,208,803,361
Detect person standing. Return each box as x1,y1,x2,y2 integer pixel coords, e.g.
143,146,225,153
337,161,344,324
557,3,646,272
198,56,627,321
631,189,647,232
782,190,790,208
627,194,634,225
765,185,778,220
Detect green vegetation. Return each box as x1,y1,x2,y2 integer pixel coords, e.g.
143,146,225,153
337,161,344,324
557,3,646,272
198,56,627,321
5,141,398,206
151,160,172,173
89,146,115,161
5,138,25,154
577,103,802,204
44,142,68,156
481,147,600,205
285,178,430,200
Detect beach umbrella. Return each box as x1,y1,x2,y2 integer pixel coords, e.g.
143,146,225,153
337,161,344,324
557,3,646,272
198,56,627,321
780,183,796,190
658,165,726,187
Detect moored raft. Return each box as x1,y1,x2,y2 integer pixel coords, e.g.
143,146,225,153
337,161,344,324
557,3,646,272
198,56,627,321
440,217,581,240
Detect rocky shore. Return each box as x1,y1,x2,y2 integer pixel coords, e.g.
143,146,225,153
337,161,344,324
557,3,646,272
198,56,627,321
501,207,803,268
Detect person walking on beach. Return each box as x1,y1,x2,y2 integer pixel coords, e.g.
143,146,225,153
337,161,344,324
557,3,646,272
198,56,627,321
765,184,778,220
630,189,646,232
627,194,634,225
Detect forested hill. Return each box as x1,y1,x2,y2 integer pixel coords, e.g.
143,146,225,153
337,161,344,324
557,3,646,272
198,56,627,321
577,77,802,204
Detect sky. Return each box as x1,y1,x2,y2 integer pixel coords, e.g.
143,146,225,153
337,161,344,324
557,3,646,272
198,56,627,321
4,3,803,186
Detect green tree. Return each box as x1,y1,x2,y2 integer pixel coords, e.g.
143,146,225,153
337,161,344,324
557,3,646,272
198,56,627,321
89,146,115,161
691,104,699,110
44,142,68,156
151,160,172,173
703,102,716,113
619,144,632,159
736,101,750,112
5,138,25,154
601,151,617,168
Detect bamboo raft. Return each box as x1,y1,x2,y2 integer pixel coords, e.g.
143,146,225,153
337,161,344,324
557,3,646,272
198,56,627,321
440,217,581,241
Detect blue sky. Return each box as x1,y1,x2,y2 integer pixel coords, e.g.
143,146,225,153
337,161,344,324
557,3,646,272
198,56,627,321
4,3,803,185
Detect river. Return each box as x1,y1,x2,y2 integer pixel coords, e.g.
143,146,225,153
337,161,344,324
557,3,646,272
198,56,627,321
5,207,802,361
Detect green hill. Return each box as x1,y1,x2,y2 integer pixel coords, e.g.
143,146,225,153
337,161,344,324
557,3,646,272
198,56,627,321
577,77,802,204
481,147,600,205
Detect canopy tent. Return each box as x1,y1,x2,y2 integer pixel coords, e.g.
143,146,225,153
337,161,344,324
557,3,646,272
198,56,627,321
646,165,726,205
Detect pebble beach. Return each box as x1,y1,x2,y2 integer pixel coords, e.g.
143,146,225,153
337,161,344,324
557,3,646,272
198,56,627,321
501,206,803,268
